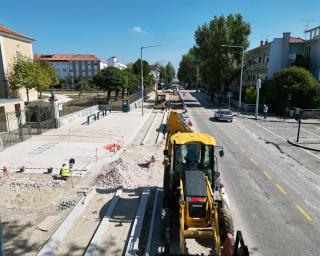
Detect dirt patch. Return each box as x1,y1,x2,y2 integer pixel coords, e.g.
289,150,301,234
0,173,81,256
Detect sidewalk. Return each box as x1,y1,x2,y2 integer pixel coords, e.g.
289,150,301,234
236,112,320,124
192,91,320,124
0,106,152,174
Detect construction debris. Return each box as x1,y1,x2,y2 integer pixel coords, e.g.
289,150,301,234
0,176,64,191
57,200,77,211
96,158,149,191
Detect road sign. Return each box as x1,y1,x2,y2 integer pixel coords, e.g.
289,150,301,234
227,91,233,98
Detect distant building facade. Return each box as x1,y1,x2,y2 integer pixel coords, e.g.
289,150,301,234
243,32,305,87
305,26,320,80
106,56,127,70
34,54,104,88
0,25,37,101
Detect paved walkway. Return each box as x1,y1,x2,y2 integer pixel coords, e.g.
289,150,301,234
0,106,152,174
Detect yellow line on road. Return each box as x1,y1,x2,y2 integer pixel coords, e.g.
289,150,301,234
275,183,288,195
240,147,246,153
233,140,238,145
250,158,258,166
224,131,228,135
263,171,272,180
296,204,313,222
228,135,232,140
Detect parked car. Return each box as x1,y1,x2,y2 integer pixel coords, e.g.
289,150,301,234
214,109,233,122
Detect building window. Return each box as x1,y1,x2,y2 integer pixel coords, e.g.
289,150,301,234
259,57,262,63
16,51,22,61
305,46,311,57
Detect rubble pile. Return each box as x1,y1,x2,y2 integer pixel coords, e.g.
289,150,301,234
96,158,149,191
0,177,64,191
57,199,77,211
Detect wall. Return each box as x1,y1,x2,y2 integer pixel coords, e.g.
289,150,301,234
58,105,99,127
268,38,283,78
1,36,37,101
308,40,320,80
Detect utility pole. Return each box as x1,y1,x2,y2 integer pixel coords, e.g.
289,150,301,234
296,108,304,142
255,78,261,119
196,65,199,92
140,45,162,116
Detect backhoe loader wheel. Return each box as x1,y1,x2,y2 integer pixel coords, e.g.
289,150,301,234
218,207,234,243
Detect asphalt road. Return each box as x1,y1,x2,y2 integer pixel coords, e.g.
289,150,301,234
182,90,320,256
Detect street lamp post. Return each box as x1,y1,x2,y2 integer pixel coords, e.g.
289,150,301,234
221,44,245,115
140,45,162,116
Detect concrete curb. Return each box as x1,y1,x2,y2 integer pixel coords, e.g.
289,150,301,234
126,110,153,146
141,112,158,145
145,188,159,256
37,188,96,256
84,189,122,256
287,138,320,152
0,221,4,256
156,111,168,144
125,188,150,256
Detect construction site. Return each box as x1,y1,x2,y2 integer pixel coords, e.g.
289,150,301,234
0,89,248,256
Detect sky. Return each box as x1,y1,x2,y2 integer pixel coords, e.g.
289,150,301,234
1,0,320,71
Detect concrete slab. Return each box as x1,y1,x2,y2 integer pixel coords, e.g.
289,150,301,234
0,108,152,174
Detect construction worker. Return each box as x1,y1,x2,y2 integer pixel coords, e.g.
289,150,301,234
60,163,70,180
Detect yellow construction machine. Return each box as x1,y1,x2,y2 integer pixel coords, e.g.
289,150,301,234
162,111,248,256
153,89,167,110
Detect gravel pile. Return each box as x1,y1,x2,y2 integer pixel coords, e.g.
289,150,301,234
0,177,64,191
96,158,149,191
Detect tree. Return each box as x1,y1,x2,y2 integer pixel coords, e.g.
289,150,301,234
75,78,92,96
34,60,59,98
194,14,251,94
8,56,37,103
132,59,151,87
244,86,256,104
92,67,123,103
121,69,139,97
178,49,198,86
165,62,175,83
266,66,320,111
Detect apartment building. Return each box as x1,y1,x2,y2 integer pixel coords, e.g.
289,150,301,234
0,25,37,101
34,54,104,88
243,32,305,86
305,26,320,80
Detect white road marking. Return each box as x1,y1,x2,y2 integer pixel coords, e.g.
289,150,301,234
252,121,320,160
301,128,320,139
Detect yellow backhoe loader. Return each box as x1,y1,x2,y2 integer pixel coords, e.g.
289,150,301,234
162,111,249,256
153,89,167,110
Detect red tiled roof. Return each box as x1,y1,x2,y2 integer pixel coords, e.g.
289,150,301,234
289,37,305,43
0,25,34,41
34,54,99,61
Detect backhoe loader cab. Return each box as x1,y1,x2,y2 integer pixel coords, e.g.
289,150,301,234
167,132,219,191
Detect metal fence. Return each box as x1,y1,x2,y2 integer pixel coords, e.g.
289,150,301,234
60,89,150,115
0,104,54,151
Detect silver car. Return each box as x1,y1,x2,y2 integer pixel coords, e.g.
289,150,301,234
214,109,233,122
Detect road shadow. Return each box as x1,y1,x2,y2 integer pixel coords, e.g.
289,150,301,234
2,220,40,256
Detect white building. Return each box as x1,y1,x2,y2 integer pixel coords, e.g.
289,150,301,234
106,56,127,70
